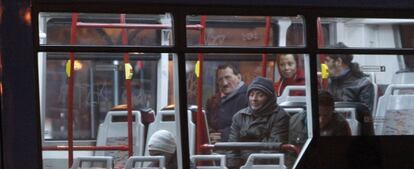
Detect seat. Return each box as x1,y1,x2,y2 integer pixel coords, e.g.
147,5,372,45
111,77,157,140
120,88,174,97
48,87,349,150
334,107,359,135
277,86,306,104
278,101,306,117
71,156,112,169
95,110,146,168
144,109,196,156
124,156,165,169
334,102,374,136
240,153,286,169
191,155,227,169
374,84,414,135
365,72,379,116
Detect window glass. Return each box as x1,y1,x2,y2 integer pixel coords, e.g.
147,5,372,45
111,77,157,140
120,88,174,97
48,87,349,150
186,15,304,47
186,53,311,169
319,17,414,48
40,52,164,168
318,53,414,136
39,12,173,46
40,52,158,140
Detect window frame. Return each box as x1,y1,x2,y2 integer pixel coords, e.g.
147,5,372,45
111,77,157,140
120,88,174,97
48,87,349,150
30,3,414,169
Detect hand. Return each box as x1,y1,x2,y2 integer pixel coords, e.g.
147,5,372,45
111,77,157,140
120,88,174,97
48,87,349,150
210,132,222,144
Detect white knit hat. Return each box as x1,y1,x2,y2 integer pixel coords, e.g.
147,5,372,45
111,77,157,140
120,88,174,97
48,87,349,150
147,130,176,154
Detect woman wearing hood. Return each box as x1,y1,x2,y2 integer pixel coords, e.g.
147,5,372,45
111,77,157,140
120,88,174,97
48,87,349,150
227,76,290,168
274,54,305,96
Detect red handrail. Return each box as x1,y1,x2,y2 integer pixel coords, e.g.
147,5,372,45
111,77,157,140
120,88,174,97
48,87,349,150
67,13,78,168
77,22,204,30
317,18,328,90
43,145,129,151
120,14,134,157
196,16,207,154
261,16,271,77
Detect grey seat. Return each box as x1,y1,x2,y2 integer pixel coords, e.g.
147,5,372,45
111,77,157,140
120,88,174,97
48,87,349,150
335,102,374,136
191,154,227,169
71,156,113,169
277,86,306,104
124,156,165,169
374,84,414,135
95,110,145,168
240,153,286,169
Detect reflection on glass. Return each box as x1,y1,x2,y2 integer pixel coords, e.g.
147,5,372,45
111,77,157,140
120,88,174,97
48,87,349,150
186,15,305,47
185,53,310,169
319,17,414,48
39,13,173,46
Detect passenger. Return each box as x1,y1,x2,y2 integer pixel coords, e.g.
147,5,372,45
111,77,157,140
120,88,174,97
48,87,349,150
228,76,290,168
206,63,248,142
319,91,351,136
288,112,307,148
147,130,177,169
287,111,308,168
274,54,305,96
325,42,375,113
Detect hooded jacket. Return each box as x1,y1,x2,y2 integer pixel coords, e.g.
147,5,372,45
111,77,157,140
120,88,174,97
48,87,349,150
227,77,290,167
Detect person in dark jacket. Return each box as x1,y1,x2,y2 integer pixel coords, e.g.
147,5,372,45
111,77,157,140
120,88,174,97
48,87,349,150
286,111,308,168
274,54,306,96
319,91,352,136
206,63,248,142
228,76,290,168
325,42,375,113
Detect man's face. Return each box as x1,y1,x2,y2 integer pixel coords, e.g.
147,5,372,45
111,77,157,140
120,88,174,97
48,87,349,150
248,90,268,110
324,56,341,77
217,67,241,95
319,105,333,129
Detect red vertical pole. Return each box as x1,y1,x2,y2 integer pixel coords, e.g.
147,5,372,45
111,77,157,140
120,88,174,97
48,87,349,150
67,13,78,168
196,16,206,154
262,16,271,77
317,18,328,90
120,14,134,157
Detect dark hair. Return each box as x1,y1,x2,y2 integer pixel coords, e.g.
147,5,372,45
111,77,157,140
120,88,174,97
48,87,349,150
276,54,299,66
318,90,334,108
216,63,241,77
327,42,364,78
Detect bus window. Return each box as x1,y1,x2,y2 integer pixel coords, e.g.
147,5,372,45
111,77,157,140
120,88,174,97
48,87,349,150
185,53,312,169
187,15,304,47
319,17,414,48
318,53,414,136
39,12,173,46
40,52,158,140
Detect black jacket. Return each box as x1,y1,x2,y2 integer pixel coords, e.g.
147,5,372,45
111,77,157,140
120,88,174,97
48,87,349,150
228,106,289,161
206,84,248,142
288,112,307,147
320,113,351,136
227,77,290,168
328,71,375,113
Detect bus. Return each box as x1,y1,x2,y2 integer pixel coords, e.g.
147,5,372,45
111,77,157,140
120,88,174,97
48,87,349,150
2,1,414,169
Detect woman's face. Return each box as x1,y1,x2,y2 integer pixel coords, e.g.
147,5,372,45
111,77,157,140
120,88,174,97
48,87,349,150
249,90,268,110
278,54,297,78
